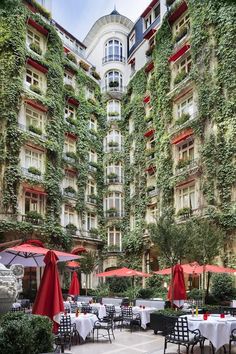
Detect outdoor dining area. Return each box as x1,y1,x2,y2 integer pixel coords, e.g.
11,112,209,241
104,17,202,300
0,240,236,353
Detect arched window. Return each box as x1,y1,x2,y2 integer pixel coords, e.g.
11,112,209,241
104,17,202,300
105,70,123,92
104,192,124,216
104,130,123,152
103,39,124,63
107,100,121,120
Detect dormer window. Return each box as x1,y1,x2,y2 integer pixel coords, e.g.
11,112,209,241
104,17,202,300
129,31,135,49
144,13,152,30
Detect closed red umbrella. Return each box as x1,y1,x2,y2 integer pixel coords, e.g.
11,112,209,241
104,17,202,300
68,271,80,296
32,250,64,333
97,267,150,277
168,264,187,308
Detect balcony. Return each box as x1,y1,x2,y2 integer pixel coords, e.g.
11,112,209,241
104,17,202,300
63,187,77,200
63,153,76,164
75,229,101,241
107,113,121,122
18,123,46,140
106,146,123,153
147,187,159,197
21,167,43,181
102,85,126,94
88,162,98,172
105,210,125,219
22,212,44,226
102,55,125,64
174,158,200,177
169,111,198,135
106,176,124,185
86,195,97,204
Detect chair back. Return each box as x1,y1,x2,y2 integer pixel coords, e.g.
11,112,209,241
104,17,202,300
58,315,72,335
222,307,236,316
121,307,133,319
169,317,190,342
81,305,92,314
70,302,77,313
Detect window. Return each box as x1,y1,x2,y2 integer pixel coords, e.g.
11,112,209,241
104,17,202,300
147,134,156,150
130,61,135,76
64,137,76,153
154,4,160,19
89,150,97,163
148,204,158,222
108,227,121,251
176,55,192,74
105,192,124,213
130,141,135,164
24,191,45,214
144,13,152,30
26,27,42,49
145,102,153,117
87,179,96,195
177,96,194,118
174,13,190,34
25,148,43,171
129,31,135,48
129,118,134,134
89,116,97,131
177,184,196,210
25,106,45,132
130,214,135,230
64,205,76,226
64,71,74,86
64,104,75,119
104,130,123,152
105,70,123,91
87,212,97,230
25,67,44,90
107,100,120,118
86,87,94,99
106,162,123,182
104,39,123,62
178,139,194,161
63,170,76,189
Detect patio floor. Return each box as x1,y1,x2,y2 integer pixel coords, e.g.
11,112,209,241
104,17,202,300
68,329,217,354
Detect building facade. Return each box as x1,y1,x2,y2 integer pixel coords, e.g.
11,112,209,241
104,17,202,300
0,0,235,292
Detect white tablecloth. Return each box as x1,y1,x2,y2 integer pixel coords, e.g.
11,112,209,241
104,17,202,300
185,314,236,350
132,306,156,329
70,313,97,340
90,303,106,319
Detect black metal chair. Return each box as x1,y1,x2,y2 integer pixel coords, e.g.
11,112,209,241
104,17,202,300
164,316,203,354
69,302,77,313
105,305,122,328
121,307,141,332
229,329,236,354
93,317,114,343
81,305,92,314
55,315,76,353
222,307,236,317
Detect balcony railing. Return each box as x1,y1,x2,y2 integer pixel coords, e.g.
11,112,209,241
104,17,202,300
148,188,159,197
102,85,126,94
107,115,121,122
88,164,97,172
143,16,160,39
106,177,124,184
63,154,76,164
22,214,44,225
174,158,200,176
107,246,122,253
18,123,46,139
63,190,77,199
102,55,125,64
21,167,43,181
105,146,123,153
75,229,100,240
169,111,198,135
105,211,125,218
86,195,97,204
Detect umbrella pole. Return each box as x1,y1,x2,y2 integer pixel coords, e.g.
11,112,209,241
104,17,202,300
171,265,174,308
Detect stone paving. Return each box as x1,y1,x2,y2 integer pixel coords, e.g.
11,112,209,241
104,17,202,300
67,328,215,354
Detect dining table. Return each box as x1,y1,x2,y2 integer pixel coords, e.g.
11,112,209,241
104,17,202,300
132,306,156,329
185,314,236,351
70,313,98,341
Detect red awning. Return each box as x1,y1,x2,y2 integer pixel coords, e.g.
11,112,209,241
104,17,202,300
168,1,188,25
25,143,45,152
65,132,77,140
168,44,190,62
143,95,151,104
171,128,193,145
145,61,154,73
24,99,48,112
64,47,70,53
128,57,135,65
27,58,48,74
144,28,157,40
141,0,158,17
145,166,156,174
67,97,79,106
27,18,48,36
65,168,77,175
71,246,87,254
144,129,155,138
176,178,195,187
24,187,47,196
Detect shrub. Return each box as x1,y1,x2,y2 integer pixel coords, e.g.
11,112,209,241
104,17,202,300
26,210,43,220
106,277,130,294
146,274,163,288
67,52,77,64
211,273,235,301
28,124,42,135
30,84,42,95
138,288,155,299
28,166,41,175
0,312,53,354
174,70,188,85
26,0,51,19
155,308,186,316
187,288,203,300
29,42,42,55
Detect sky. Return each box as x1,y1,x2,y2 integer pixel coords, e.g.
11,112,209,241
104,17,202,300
52,0,151,42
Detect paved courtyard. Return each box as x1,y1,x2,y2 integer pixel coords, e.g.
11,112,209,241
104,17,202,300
68,329,215,354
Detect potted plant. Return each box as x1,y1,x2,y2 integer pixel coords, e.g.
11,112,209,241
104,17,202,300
64,186,76,194
108,111,119,117
107,207,117,214
108,140,119,147
174,70,188,85
176,158,190,169
65,151,76,159
89,227,98,237
28,124,42,135
176,207,191,217
29,42,42,55
65,223,77,234
175,112,190,126
150,309,185,335
79,60,90,71
29,84,42,95
107,172,118,179
66,114,77,126
174,26,188,43
67,52,77,64
28,166,41,175
26,210,43,221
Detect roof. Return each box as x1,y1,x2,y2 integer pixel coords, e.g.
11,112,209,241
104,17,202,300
83,12,133,47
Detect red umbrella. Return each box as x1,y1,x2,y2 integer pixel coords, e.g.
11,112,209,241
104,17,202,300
68,271,80,296
32,250,64,333
71,246,87,254
66,261,80,270
168,264,187,308
154,262,235,275
97,267,150,277
0,243,79,267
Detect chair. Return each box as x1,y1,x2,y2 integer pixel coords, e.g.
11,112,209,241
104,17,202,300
81,305,92,314
121,307,141,332
229,329,236,354
93,317,114,343
69,302,77,313
55,315,75,353
105,305,122,328
222,307,236,316
91,307,99,317
164,316,203,354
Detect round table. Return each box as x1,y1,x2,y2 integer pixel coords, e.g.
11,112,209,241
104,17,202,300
132,306,156,329
70,313,97,341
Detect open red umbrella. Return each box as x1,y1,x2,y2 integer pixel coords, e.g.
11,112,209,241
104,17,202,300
68,271,80,296
168,264,187,308
97,267,150,277
32,250,64,333
154,262,235,275
0,243,79,267
66,261,80,270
